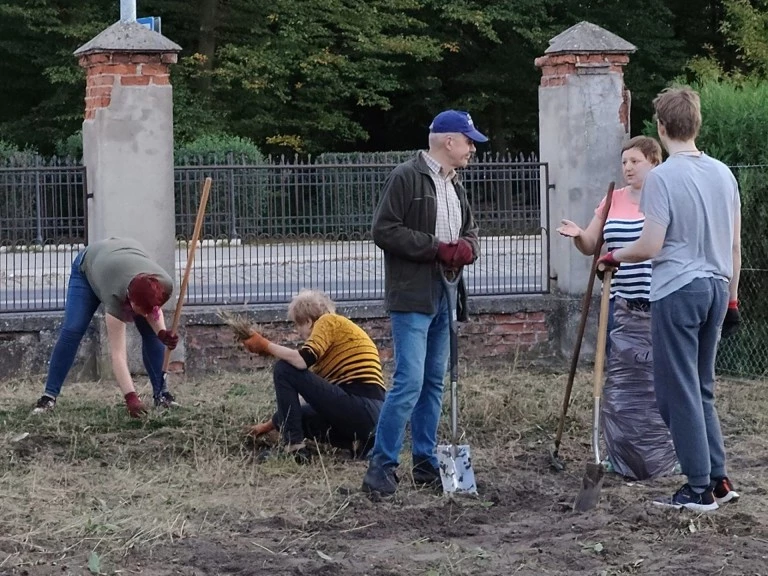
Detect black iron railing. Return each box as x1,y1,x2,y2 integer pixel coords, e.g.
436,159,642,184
1,153,549,312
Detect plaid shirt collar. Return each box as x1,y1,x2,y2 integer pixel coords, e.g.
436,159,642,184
422,151,457,182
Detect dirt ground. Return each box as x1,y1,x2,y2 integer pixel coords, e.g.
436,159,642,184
1,365,767,576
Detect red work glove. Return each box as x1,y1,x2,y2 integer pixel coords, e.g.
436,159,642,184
436,242,458,267
124,392,147,418
243,332,272,355
721,300,741,338
596,250,620,280
452,238,475,267
157,329,179,350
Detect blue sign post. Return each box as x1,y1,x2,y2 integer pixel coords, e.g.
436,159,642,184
137,16,162,34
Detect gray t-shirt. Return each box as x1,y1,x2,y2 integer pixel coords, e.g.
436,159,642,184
640,153,740,301
80,237,173,319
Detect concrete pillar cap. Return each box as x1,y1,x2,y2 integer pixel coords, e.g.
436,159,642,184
74,20,181,57
544,21,636,55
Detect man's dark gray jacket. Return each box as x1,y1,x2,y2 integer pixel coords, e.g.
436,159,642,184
371,153,479,319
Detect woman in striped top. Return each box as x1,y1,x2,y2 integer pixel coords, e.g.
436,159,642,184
556,136,678,480
241,289,385,463
557,136,658,304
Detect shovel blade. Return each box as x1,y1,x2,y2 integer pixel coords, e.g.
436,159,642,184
573,462,605,512
437,443,477,495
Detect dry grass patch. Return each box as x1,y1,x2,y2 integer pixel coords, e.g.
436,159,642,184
0,366,767,575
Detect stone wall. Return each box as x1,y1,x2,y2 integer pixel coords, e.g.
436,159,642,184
0,313,98,382
0,295,558,381
183,296,554,375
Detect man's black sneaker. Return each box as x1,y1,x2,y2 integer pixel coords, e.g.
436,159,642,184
713,477,740,504
361,464,399,497
32,395,56,414
412,459,441,488
154,391,180,409
653,483,719,512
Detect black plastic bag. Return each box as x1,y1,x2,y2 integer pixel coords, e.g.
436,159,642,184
602,297,678,480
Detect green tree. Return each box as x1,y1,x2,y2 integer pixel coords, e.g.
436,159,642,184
211,0,442,154
0,0,746,155
412,0,552,153
721,0,768,76
0,1,110,152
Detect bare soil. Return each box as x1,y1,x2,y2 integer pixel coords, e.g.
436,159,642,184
1,366,766,576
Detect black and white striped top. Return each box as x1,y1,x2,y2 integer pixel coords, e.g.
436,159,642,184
603,218,652,300
596,187,652,300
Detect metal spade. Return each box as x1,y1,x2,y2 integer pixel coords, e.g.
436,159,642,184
437,267,477,495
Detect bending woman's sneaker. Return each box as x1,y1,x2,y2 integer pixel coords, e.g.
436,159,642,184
32,395,56,414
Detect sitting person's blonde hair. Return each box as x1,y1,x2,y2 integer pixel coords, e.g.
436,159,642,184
287,289,336,325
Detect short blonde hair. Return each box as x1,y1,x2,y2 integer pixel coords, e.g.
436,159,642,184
622,136,663,166
287,289,336,324
653,87,702,141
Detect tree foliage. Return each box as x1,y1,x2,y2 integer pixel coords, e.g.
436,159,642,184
721,0,768,77
0,0,763,155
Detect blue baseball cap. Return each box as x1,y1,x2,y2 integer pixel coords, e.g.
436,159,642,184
429,110,488,143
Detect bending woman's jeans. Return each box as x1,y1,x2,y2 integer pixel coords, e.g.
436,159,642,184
270,360,383,456
43,251,168,400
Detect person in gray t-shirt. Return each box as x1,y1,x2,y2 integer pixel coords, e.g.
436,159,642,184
33,238,180,418
598,88,742,512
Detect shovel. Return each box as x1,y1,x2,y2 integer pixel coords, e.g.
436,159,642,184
436,268,477,495
573,268,613,512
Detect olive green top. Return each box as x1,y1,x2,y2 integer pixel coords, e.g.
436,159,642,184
80,237,173,319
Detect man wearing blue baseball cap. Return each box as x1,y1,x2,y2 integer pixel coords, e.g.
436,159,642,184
362,110,487,496
430,110,489,145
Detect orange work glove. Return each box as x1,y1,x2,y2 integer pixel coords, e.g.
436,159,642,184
245,420,276,438
243,332,272,355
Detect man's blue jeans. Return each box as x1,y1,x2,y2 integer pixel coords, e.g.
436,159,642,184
651,277,729,488
369,292,450,470
44,251,167,400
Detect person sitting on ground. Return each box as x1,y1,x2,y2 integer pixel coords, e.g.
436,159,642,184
242,289,386,463
33,237,179,418
557,136,678,480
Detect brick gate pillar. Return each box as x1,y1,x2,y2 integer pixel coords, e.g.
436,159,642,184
74,21,183,377
535,21,636,358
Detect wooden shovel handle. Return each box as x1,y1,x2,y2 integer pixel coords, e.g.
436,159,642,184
593,268,613,399
161,177,212,372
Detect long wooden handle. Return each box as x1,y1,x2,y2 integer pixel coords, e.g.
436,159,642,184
553,181,615,449
162,177,212,372
593,268,613,399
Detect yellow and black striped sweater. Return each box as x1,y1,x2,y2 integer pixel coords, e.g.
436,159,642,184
299,314,385,400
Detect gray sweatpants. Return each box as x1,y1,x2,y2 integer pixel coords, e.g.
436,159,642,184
651,277,729,488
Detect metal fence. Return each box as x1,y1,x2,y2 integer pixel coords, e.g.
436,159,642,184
1,153,549,311
1,153,765,378
0,158,86,311
715,165,768,378
174,153,549,305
